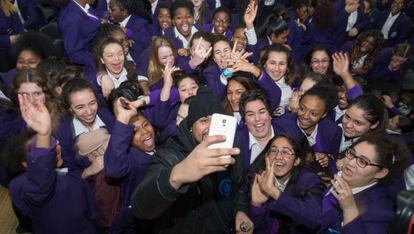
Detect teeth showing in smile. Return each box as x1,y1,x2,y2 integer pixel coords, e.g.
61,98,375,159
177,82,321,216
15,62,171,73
182,24,189,31
143,136,153,147
274,162,285,167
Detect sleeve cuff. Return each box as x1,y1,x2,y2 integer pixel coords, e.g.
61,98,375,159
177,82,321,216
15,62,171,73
157,169,190,201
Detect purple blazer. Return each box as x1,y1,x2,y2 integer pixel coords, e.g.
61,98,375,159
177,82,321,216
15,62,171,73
16,0,47,30
0,68,18,94
203,64,226,100
236,118,285,170
0,105,21,146
372,10,410,47
89,0,108,19
57,1,100,65
9,141,101,233
0,10,23,51
250,169,324,234
275,113,342,154
365,48,401,83
55,108,115,174
318,184,395,234
256,71,282,112
125,14,152,57
201,23,233,40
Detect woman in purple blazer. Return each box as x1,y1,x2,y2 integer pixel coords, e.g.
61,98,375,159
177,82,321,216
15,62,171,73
235,134,324,234
201,6,232,40
318,135,409,234
104,88,156,233
8,89,101,234
0,0,23,72
55,78,114,176
57,0,100,66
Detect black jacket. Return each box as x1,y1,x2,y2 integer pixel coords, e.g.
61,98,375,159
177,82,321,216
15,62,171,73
131,118,245,234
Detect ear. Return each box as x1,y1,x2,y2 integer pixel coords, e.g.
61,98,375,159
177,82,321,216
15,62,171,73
100,57,105,64
369,121,379,130
374,168,389,180
294,157,301,166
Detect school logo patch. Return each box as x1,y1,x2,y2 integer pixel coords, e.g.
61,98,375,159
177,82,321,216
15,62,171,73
219,178,232,197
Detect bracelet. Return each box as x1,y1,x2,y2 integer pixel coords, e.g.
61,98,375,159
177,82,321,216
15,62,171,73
222,68,234,78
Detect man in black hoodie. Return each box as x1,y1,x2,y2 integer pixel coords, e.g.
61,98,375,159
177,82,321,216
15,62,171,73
131,88,242,233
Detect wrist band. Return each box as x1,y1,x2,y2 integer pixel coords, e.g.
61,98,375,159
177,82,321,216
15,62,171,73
222,68,234,78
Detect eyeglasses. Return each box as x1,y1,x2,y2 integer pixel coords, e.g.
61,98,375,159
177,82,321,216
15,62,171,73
267,148,295,159
311,59,330,65
345,148,382,168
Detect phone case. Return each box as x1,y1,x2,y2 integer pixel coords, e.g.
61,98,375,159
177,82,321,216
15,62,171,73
208,113,237,150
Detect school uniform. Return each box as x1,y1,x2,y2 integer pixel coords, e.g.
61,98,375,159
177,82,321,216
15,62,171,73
123,14,152,58
254,71,282,112
203,64,227,100
14,0,47,30
55,108,114,175
57,0,100,66
104,121,153,232
319,183,395,234
164,26,199,49
201,23,233,40
0,68,18,94
249,169,324,234
9,140,101,233
89,0,107,19
0,10,23,51
372,10,410,47
236,119,284,170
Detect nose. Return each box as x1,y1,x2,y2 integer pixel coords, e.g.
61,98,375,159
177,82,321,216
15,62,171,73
231,93,237,101
302,111,310,120
85,106,92,115
188,89,193,96
254,113,260,121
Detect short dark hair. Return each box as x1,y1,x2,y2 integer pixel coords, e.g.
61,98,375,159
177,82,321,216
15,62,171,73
211,6,231,21
300,84,338,114
239,89,272,121
61,78,96,111
170,0,194,18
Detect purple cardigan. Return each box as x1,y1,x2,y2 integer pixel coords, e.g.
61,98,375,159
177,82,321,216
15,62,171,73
9,140,101,233
250,169,324,234
318,184,395,234
57,0,100,65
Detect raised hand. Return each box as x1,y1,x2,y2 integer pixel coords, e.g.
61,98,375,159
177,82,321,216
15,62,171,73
18,93,51,136
244,0,258,29
332,52,350,77
331,175,359,224
114,97,138,124
288,91,300,112
169,135,240,190
258,157,280,200
251,173,269,206
190,37,212,68
99,73,115,98
163,58,180,86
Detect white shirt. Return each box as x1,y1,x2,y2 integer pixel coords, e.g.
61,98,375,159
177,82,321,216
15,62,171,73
234,112,242,124
334,106,345,122
73,115,106,137
298,121,318,146
352,54,367,69
215,0,221,8
245,26,258,45
274,177,290,192
0,90,10,101
326,171,378,196
105,67,128,88
275,77,293,116
346,11,358,32
174,26,198,49
404,164,414,190
151,0,158,15
73,0,98,20
339,124,357,152
13,0,25,24
120,15,132,28
381,12,400,39
249,127,275,164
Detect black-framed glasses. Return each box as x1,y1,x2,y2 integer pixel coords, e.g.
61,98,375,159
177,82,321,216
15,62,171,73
267,148,295,159
345,148,382,168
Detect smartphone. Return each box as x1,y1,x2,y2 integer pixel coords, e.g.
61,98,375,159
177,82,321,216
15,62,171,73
208,114,237,152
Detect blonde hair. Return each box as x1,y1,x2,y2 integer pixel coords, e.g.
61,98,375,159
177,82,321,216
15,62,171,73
147,36,177,85
1,0,18,16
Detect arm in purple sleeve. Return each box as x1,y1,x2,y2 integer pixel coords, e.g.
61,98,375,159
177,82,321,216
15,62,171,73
346,85,363,100
104,121,134,178
254,71,281,111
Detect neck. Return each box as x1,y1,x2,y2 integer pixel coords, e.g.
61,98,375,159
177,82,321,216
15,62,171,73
303,125,316,135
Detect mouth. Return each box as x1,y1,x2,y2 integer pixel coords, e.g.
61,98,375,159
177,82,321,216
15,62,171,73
161,22,170,29
111,62,123,73
253,123,266,133
142,136,154,148
180,24,190,34
274,161,286,169
342,165,353,177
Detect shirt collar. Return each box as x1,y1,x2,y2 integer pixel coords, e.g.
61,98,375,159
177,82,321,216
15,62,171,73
326,171,378,196
73,115,106,137
275,76,287,87
73,0,90,14
248,126,275,150
389,11,400,18
298,120,318,146
120,15,132,28
151,0,158,15
274,177,290,192
106,67,128,88
174,26,198,48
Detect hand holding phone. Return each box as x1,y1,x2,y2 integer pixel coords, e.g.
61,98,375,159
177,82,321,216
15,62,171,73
208,114,237,157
